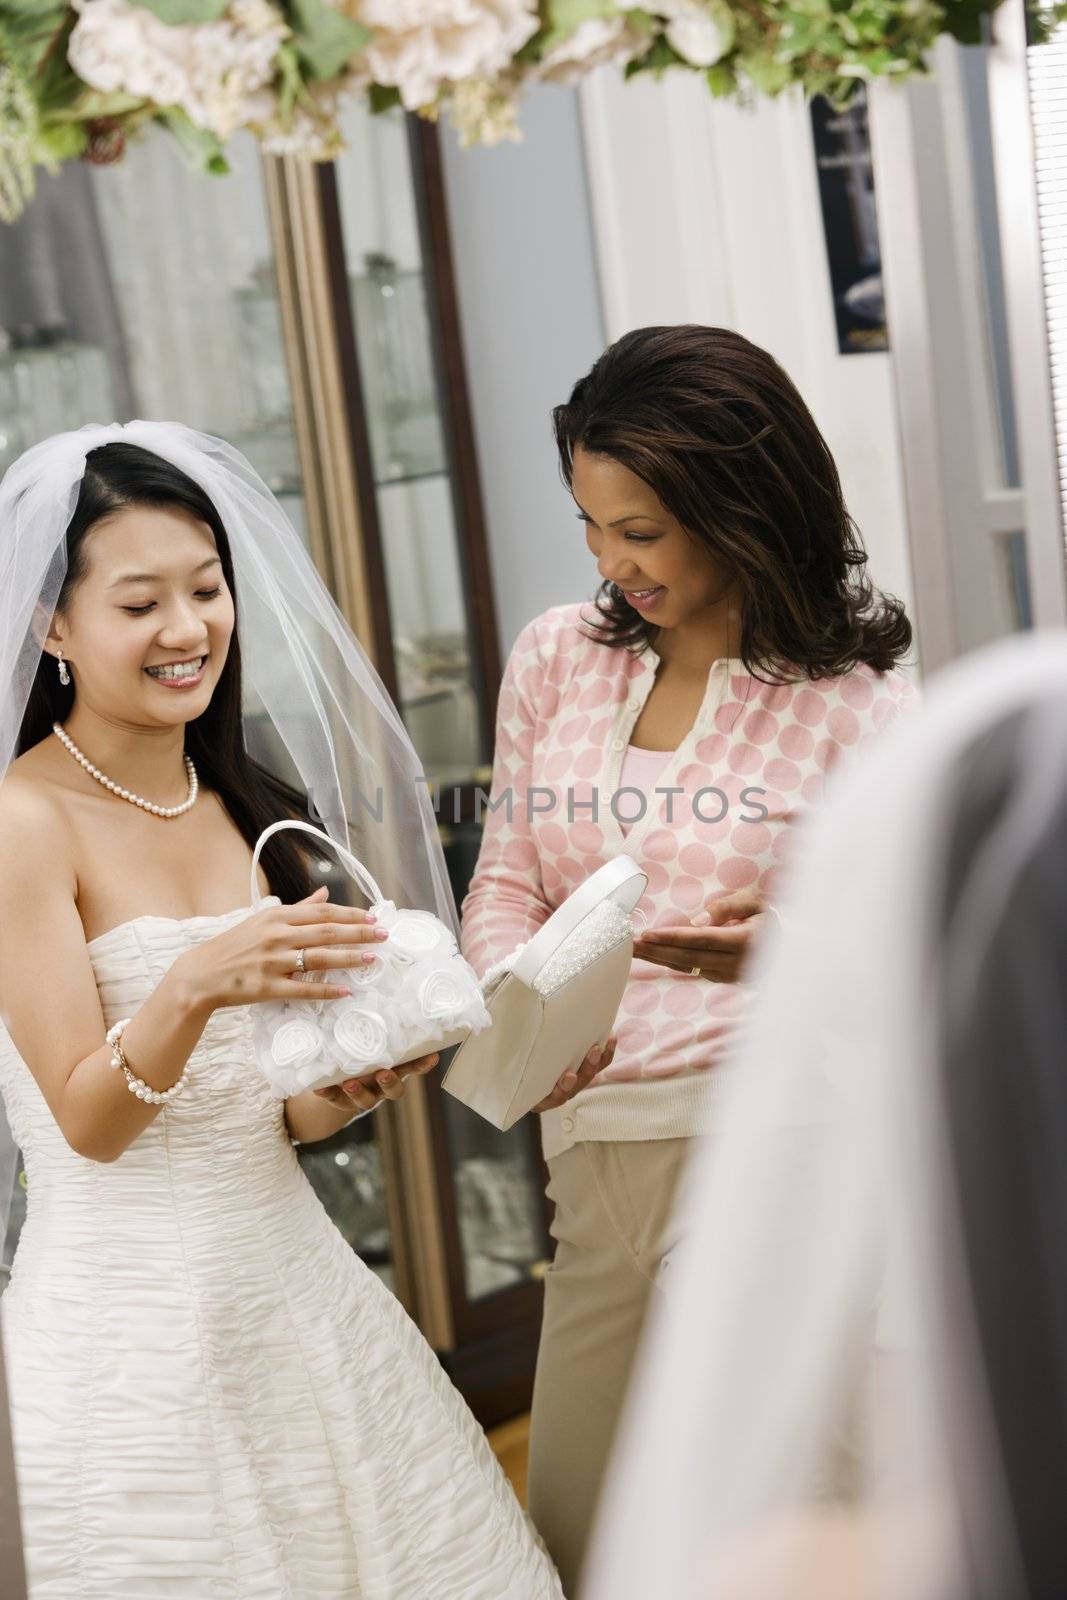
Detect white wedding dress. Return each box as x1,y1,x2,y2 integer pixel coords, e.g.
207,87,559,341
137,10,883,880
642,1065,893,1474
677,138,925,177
0,909,563,1600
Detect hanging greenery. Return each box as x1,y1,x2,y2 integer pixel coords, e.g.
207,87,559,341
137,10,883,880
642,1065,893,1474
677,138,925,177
0,0,1060,220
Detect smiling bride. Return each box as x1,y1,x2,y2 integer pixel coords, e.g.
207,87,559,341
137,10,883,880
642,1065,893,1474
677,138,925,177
0,423,562,1600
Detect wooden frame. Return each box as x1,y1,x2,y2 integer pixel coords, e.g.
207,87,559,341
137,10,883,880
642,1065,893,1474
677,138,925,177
407,118,502,748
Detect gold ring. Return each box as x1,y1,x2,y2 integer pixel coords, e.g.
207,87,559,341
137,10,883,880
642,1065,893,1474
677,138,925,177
295,948,306,974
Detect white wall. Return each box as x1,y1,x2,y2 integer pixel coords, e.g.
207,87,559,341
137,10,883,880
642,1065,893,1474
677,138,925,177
580,69,918,649
439,85,607,656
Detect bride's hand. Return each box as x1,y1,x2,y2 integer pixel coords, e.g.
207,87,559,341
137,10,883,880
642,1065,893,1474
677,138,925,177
312,1052,440,1114
172,886,386,1014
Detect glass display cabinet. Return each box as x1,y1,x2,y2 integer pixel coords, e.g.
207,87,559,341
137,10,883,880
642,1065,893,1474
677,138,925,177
0,110,551,1424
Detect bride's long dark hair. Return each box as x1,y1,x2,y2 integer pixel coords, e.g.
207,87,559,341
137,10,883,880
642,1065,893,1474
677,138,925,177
17,443,313,903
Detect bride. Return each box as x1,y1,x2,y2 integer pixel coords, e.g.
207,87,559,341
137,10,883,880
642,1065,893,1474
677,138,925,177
0,423,562,1599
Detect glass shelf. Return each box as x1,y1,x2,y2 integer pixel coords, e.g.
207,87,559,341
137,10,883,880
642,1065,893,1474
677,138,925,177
352,254,448,486
332,102,490,793
442,1097,550,1304
374,465,450,490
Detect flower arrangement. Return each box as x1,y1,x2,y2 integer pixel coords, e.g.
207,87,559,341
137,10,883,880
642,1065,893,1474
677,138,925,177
0,0,1059,220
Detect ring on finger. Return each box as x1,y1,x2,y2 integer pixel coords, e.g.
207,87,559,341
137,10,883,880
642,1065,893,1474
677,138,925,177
689,964,701,979
295,947,306,974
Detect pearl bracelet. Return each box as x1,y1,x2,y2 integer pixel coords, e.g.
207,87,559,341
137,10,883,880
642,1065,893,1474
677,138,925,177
105,1018,187,1106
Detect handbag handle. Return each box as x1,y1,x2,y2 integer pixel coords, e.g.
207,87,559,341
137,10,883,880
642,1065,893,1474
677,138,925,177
250,820,386,910
510,855,646,986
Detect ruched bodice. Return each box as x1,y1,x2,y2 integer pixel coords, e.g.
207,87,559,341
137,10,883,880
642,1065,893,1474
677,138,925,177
0,911,561,1600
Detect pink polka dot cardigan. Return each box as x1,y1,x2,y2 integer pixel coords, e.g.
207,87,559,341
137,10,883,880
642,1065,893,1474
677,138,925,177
460,604,916,1157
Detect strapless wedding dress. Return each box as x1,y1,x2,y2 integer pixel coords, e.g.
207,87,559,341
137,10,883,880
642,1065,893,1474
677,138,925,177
0,909,562,1600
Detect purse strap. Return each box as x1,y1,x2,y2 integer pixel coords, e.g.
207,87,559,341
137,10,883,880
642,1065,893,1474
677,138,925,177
249,820,386,909
510,855,646,986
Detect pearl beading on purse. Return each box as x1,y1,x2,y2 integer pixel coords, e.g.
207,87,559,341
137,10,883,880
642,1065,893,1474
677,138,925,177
480,900,634,999
106,1017,188,1105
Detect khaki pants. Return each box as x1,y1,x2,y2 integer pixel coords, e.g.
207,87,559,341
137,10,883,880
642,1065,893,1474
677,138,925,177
527,1138,690,1599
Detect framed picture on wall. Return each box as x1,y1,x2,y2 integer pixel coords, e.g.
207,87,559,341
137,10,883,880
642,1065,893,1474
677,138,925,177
810,87,890,354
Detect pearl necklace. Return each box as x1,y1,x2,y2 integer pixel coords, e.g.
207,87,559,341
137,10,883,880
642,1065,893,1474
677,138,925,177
52,723,199,819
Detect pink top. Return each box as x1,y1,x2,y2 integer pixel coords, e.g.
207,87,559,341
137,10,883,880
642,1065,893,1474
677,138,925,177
616,746,674,836
461,604,915,1091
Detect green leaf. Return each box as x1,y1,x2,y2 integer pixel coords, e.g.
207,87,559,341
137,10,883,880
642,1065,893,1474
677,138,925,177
740,49,794,92
1028,0,1067,42
24,13,81,116
46,88,149,122
544,0,621,32
624,31,687,76
706,59,738,96
287,0,369,80
540,0,623,50
0,1,69,80
367,82,403,115
273,39,307,120
127,0,230,21
35,118,88,163
158,106,230,174
776,11,826,56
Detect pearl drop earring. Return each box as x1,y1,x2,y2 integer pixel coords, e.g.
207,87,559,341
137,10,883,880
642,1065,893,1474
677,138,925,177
56,649,70,687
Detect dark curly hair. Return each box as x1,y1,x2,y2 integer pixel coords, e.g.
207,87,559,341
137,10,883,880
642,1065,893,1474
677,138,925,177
553,325,912,682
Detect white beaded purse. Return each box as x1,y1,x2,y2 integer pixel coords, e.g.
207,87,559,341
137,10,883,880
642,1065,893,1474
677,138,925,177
443,856,647,1131
249,821,491,1097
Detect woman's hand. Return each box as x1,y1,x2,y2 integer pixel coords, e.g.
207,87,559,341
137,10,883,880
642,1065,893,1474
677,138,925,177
311,1052,440,1116
171,885,386,1015
532,1037,617,1114
632,889,769,984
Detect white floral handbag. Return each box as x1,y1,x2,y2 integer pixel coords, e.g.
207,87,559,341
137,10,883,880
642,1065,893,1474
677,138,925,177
248,821,491,1097
443,855,647,1131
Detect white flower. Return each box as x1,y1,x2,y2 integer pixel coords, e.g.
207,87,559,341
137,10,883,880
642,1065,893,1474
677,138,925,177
618,0,733,67
259,108,342,157
537,17,650,84
665,11,730,66
252,77,345,157
333,1004,391,1065
352,0,539,111
378,907,452,960
69,0,290,141
270,1017,324,1070
447,76,522,146
419,967,478,1022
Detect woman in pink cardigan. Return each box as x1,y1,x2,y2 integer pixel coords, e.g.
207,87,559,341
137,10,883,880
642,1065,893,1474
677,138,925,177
460,325,915,1596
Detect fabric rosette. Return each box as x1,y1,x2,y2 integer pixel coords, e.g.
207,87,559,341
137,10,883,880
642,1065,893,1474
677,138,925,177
270,1016,324,1070
419,969,479,1025
252,1008,331,1096
374,902,455,961
332,1004,391,1067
